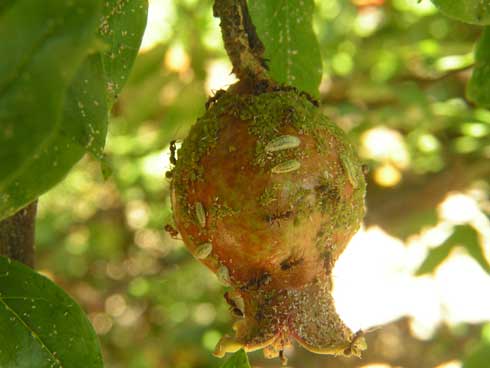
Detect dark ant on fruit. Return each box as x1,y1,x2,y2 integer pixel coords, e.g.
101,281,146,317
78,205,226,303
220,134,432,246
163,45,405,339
205,89,226,109
264,210,294,225
241,271,272,291
253,79,270,94
362,164,369,177
344,329,364,356
164,224,179,239
315,183,341,211
282,106,296,125
321,251,334,274
280,256,304,271
224,291,244,318
279,350,288,366
256,272,272,287
275,85,319,107
169,140,177,165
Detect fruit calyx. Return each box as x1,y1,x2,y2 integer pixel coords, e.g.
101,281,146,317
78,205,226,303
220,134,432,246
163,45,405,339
215,273,366,360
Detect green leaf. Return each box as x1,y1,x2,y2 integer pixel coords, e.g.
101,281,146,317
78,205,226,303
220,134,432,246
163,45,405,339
391,208,439,240
0,1,15,13
0,133,85,220
61,0,148,157
431,0,490,25
0,55,108,221
63,55,109,160
0,256,103,368
415,239,455,276
100,155,114,180
463,342,490,368
460,226,490,274
0,0,102,190
219,349,251,368
416,225,490,276
99,0,149,104
468,28,490,108
249,0,322,97
448,225,490,274
0,0,148,220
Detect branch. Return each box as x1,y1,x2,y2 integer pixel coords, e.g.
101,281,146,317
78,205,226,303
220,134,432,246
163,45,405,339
0,201,37,267
365,160,490,236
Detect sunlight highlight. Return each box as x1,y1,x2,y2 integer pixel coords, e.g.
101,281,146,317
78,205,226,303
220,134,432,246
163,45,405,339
361,127,409,168
140,0,175,52
433,360,462,368
359,364,392,368
165,43,191,73
333,218,490,339
333,227,411,331
438,193,480,224
354,6,384,37
374,163,402,187
205,60,238,94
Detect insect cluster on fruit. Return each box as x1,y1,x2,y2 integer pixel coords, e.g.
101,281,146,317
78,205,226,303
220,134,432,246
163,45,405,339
168,81,367,361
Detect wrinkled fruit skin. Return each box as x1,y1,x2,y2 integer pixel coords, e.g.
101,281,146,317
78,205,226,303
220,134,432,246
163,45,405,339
170,88,366,359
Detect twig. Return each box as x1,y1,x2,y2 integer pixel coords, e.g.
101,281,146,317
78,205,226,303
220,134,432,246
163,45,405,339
213,0,271,84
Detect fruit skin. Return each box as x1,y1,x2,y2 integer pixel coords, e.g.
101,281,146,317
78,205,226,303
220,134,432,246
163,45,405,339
170,87,366,358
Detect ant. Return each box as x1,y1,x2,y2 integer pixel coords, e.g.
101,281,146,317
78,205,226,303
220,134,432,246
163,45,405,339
253,79,270,94
343,327,381,356
241,271,272,291
224,291,244,318
169,140,177,165
324,255,334,275
164,224,179,239
282,106,296,125
205,89,226,109
279,350,288,366
280,256,304,271
343,329,364,356
362,164,370,177
264,210,293,225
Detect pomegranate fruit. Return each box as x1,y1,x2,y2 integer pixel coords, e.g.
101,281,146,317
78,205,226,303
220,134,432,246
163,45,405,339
169,85,366,360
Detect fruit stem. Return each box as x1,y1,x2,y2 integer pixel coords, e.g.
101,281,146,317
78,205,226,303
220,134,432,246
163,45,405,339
213,0,273,85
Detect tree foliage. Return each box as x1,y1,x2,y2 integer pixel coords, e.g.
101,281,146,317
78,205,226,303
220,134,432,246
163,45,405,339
1,0,490,367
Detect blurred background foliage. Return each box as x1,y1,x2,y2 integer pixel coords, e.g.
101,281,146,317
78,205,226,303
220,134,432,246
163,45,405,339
34,0,490,367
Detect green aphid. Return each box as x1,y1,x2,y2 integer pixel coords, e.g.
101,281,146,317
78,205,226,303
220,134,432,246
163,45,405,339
195,242,213,259
195,202,206,228
217,264,231,285
265,135,301,152
340,153,358,188
271,159,301,174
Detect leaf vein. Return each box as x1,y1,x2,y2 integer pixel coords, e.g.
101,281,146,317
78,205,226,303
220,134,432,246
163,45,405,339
0,297,64,368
